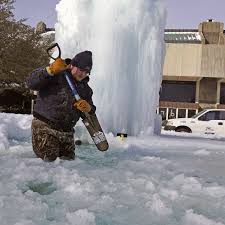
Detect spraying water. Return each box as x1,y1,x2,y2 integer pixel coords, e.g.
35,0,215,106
55,0,166,136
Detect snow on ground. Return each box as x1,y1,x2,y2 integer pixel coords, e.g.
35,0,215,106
0,113,225,225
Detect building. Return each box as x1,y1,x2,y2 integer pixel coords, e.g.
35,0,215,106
159,19,225,120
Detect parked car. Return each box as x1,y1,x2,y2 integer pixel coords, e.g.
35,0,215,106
163,109,225,135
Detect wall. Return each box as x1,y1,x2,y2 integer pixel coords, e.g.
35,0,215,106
199,78,217,104
201,45,225,78
163,43,202,79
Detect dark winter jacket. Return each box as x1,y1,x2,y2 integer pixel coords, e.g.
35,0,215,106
26,67,96,131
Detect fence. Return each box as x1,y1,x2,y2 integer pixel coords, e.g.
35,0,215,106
157,101,199,120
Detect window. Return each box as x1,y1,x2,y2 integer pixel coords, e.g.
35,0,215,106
198,111,219,121
218,111,225,120
160,81,196,103
220,84,225,104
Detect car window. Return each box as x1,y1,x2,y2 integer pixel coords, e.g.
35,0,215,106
218,111,225,120
198,111,219,121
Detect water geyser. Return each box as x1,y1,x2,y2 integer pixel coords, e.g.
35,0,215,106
55,0,166,136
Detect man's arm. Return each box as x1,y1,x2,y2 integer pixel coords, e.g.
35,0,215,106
26,67,54,91
26,58,68,91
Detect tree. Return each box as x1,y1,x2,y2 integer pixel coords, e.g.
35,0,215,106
0,0,51,85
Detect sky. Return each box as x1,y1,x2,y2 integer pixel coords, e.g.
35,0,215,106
14,0,225,29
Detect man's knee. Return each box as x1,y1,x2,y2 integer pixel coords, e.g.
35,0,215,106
43,154,58,162
31,119,60,161
59,134,75,160
33,148,59,161
60,150,75,160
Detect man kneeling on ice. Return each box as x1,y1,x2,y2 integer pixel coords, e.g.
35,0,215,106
26,51,95,161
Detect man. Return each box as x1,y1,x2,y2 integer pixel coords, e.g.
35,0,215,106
26,51,96,161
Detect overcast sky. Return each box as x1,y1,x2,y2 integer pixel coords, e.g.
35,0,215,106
14,0,225,29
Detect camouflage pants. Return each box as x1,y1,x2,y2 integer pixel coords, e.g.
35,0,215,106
31,118,75,161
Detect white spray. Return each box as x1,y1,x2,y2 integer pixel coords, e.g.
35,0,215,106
55,0,166,136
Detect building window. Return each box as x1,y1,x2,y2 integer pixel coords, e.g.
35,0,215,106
160,81,196,103
220,84,225,104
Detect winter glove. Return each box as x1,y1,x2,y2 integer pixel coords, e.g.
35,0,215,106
46,58,68,75
74,99,92,113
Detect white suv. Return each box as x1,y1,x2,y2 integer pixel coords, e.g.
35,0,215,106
164,109,225,136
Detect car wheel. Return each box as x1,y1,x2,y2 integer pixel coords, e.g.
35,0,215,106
175,127,191,133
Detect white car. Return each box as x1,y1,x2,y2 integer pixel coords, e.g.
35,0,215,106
164,109,225,136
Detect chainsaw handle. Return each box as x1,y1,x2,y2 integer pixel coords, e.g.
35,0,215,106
46,43,61,60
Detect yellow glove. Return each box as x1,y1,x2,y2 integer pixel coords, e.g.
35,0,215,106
74,99,91,113
46,58,68,75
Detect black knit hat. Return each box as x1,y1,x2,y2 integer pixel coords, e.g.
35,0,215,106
71,51,92,72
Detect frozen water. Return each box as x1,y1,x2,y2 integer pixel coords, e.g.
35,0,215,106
0,113,225,225
194,149,211,156
55,0,166,136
